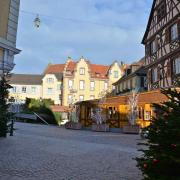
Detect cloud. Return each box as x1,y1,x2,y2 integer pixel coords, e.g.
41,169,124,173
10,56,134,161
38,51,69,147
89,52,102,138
13,0,152,74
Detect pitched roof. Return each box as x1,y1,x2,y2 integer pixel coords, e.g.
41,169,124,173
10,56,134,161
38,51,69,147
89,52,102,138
9,74,43,85
66,61,76,72
53,73,63,81
50,105,71,112
44,64,65,74
142,0,156,44
44,60,121,79
113,58,146,85
89,64,109,79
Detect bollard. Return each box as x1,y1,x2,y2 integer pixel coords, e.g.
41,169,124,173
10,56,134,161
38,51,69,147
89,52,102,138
10,119,14,136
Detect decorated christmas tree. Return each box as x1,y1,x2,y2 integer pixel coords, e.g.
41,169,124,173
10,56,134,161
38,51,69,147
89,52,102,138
136,86,180,180
0,74,11,137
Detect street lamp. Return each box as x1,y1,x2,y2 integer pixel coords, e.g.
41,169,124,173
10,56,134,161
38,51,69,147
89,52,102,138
34,14,41,28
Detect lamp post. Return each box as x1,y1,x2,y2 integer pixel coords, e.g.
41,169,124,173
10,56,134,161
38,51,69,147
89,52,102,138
34,14,41,28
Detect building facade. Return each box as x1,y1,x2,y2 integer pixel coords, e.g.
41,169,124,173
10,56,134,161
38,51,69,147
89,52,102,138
143,0,180,90
9,74,43,103
113,58,147,95
0,0,20,75
9,57,124,106
62,57,123,106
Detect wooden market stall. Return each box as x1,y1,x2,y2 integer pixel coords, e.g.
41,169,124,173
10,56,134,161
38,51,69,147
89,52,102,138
76,90,168,131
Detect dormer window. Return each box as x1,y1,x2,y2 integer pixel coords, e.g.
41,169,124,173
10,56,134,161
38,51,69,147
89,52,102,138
79,68,85,75
96,72,100,77
157,1,166,22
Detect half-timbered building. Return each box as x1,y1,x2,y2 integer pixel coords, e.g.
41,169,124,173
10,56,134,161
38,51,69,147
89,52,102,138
143,0,180,90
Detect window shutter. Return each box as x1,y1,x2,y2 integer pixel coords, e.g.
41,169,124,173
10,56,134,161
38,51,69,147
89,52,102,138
148,69,152,84
167,61,171,77
165,27,170,43
178,19,180,38
157,66,160,80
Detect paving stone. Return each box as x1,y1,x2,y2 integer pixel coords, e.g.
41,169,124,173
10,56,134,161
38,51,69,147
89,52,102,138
0,122,142,180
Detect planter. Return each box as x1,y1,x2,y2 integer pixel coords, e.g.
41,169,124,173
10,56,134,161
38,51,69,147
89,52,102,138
92,124,110,132
65,121,82,130
123,124,140,134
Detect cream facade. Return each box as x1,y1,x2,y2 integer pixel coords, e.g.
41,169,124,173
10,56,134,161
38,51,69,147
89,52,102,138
9,57,123,106
62,57,123,106
9,84,42,103
0,0,20,74
42,74,62,105
9,74,63,105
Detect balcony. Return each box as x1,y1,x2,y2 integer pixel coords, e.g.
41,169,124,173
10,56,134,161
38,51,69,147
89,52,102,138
69,88,77,94
0,61,15,73
151,81,160,90
170,37,180,52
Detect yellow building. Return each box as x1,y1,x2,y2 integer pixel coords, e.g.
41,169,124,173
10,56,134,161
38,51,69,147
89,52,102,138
62,57,124,106
0,0,20,74
9,57,124,106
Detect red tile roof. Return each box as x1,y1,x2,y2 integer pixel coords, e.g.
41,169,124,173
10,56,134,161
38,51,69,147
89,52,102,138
90,64,109,79
50,105,71,112
66,61,76,72
44,60,121,79
44,64,65,74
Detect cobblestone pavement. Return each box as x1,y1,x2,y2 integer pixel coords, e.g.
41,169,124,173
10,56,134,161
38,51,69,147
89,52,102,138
0,123,142,180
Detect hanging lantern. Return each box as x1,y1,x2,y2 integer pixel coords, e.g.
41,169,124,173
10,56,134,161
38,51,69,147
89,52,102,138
34,14,41,28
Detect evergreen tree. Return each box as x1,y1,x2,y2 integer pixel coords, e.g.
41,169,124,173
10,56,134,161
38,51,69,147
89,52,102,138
136,86,180,180
0,74,11,137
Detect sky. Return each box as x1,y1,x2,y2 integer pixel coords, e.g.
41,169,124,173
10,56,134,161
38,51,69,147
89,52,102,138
13,0,153,74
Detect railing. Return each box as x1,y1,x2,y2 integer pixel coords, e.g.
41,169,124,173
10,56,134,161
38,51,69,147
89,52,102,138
33,112,49,125
170,37,180,52
70,89,77,93
0,61,15,73
151,81,160,90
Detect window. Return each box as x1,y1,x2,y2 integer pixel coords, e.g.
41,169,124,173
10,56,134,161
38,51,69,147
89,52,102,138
152,68,158,83
140,77,145,88
114,71,119,78
157,1,166,22
79,95,84,101
57,84,61,90
12,86,17,93
68,80,73,89
174,57,180,75
90,95,95,100
47,78,54,83
47,88,53,94
144,111,151,121
79,68,85,75
22,86,26,93
31,87,36,93
79,80,85,90
90,81,95,91
171,23,178,41
104,82,108,90
150,40,157,54
68,95,73,103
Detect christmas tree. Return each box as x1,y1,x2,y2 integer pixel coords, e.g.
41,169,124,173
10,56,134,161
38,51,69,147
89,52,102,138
136,86,180,180
0,74,11,137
